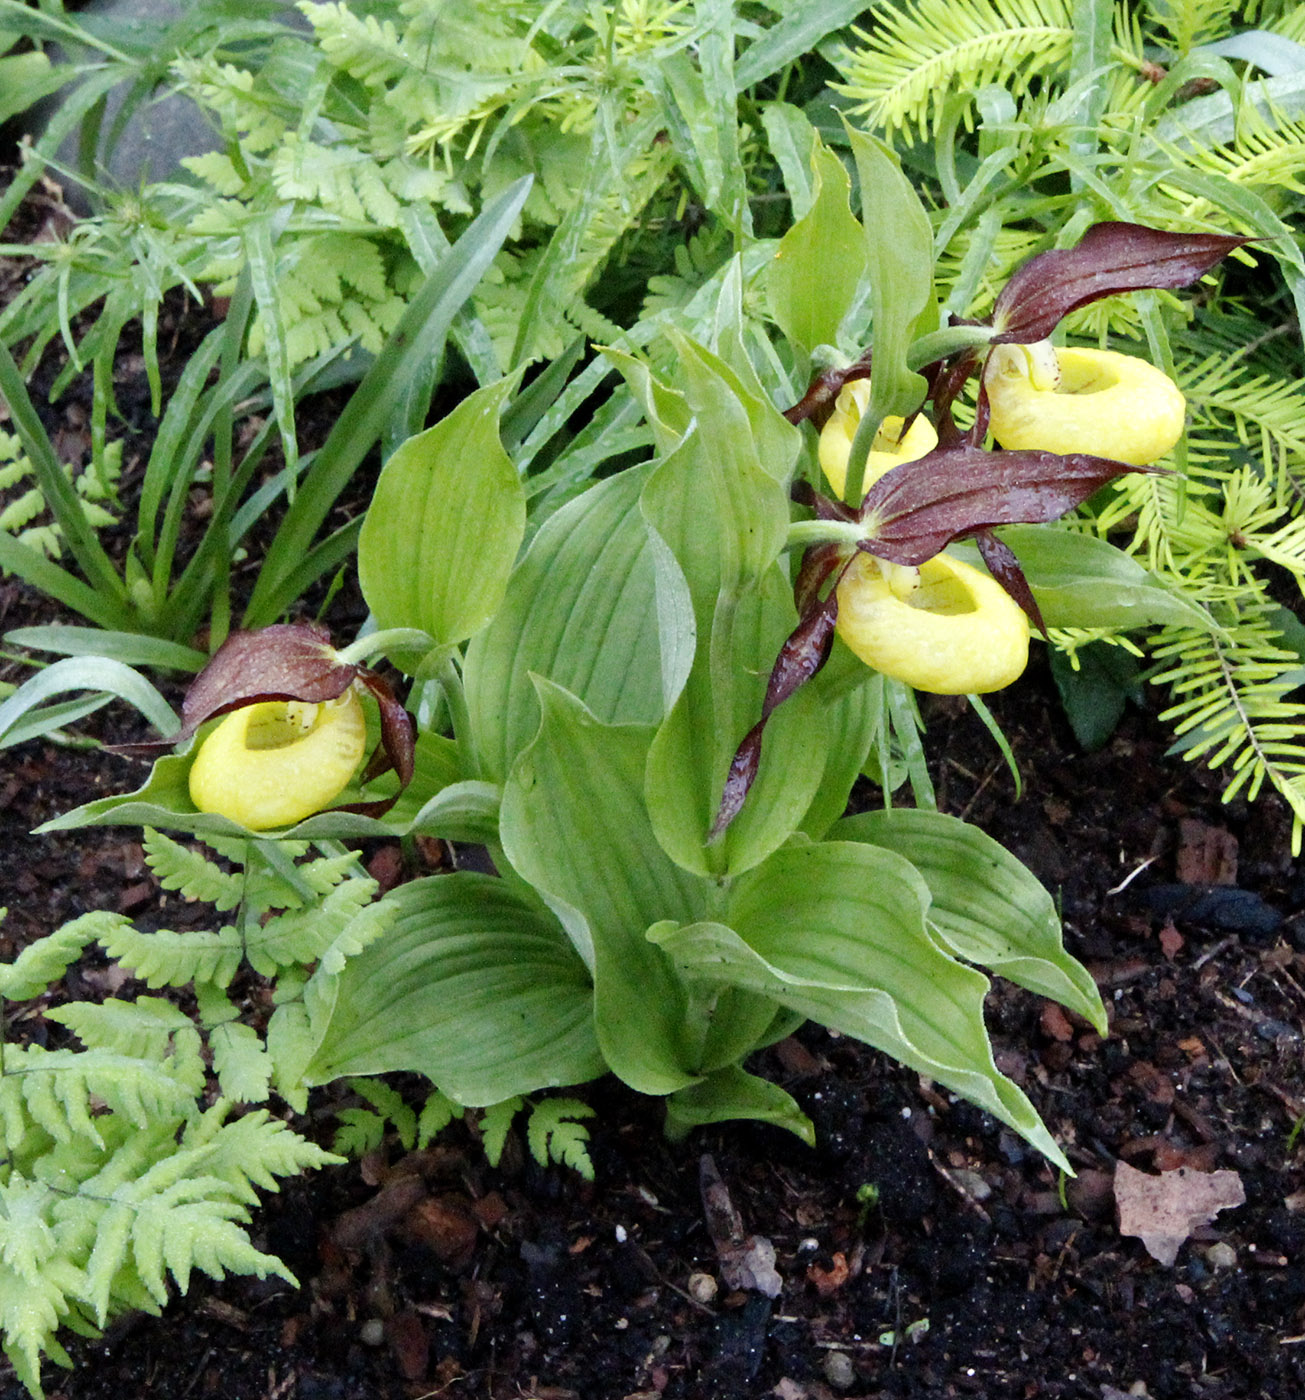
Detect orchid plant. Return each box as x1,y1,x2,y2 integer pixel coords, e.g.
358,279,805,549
44,133,1239,1172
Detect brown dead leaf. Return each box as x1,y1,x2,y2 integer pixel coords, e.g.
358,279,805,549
806,1251,850,1297
1158,919,1184,961
1176,818,1238,885
1114,1161,1245,1265
699,1154,782,1298
1040,1001,1074,1043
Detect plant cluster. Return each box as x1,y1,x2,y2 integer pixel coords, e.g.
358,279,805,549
1,1,1304,1395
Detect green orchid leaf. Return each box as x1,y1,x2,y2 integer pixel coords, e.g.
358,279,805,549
833,808,1106,1033
842,127,933,506
359,377,525,646
767,139,867,354
304,873,603,1103
499,681,708,1096
639,342,806,876
463,465,675,783
798,673,884,841
650,841,1070,1169
950,525,1213,630
665,1063,815,1146
405,781,501,845
646,564,828,877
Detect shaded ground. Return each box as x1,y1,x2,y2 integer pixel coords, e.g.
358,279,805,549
2,178,1305,1400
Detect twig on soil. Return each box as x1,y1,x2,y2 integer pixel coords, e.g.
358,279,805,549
1106,855,1157,895
1193,936,1239,971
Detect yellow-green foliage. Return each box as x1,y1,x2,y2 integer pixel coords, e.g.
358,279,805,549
837,0,1305,844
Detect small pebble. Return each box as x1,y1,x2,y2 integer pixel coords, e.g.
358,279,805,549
687,1271,718,1304
952,1168,993,1201
359,1318,386,1347
1205,1242,1237,1271
824,1350,855,1389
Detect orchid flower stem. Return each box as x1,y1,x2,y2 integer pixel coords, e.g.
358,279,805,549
437,653,472,756
787,519,869,551
336,629,436,668
840,404,881,511
906,325,996,370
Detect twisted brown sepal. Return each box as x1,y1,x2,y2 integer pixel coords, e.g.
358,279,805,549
991,222,1250,345
113,623,416,810
974,529,1047,637
708,551,850,843
858,445,1160,566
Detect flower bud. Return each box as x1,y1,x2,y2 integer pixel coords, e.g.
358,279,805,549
818,379,938,498
835,552,1030,695
188,689,367,829
984,343,1185,465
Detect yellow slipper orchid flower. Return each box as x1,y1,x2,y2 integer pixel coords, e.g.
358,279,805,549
817,378,938,499
188,689,368,830
835,551,1030,695
984,342,1186,466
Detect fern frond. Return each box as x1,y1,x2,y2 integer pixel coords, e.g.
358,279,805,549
243,877,387,976
97,922,243,990
351,1078,417,1150
416,1089,459,1147
143,828,242,911
479,1096,524,1167
44,999,206,1097
0,1175,75,1397
183,1102,340,1200
0,912,122,1003
0,1048,195,1151
526,1098,595,1180
332,1109,386,1159
1158,99,1305,199
1144,0,1239,53
833,0,1077,140
1151,606,1305,849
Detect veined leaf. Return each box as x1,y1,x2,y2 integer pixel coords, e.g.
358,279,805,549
359,377,525,645
304,872,603,1103
500,682,709,1095
833,808,1106,1031
651,840,1070,1168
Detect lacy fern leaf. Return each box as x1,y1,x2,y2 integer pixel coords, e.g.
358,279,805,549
526,1098,596,1180
833,0,1077,140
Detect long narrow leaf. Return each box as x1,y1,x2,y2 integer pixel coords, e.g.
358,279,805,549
0,657,176,746
0,338,128,608
245,177,532,626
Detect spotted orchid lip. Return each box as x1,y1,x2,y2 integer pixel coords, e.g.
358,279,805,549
984,344,1186,467
188,690,369,830
834,552,1030,695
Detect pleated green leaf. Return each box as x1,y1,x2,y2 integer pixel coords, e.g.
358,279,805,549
834,808,1106,1032
359,377,524,645
499,681,709,1096
463,464,676,783
651,841,1069,1169
305,873,602,1103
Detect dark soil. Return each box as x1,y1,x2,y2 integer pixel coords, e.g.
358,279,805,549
3,182,1305,1400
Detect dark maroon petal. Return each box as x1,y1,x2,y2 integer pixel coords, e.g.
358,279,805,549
783,353,873,427
791,480,859,524
709,561,847,842
762,592,840,717
859,445,1157,564
180,623,355,739
357,670,416,788
708,718,767,844
992,223,1248,344
974,529,1046,637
